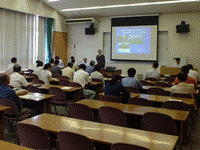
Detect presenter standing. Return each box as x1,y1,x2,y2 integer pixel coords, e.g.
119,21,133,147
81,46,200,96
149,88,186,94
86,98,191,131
96,49,105,69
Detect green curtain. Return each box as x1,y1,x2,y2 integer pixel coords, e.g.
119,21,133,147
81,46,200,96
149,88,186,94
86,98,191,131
46,18,54,63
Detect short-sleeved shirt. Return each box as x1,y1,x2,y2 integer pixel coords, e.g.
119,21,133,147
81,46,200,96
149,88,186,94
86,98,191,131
33,66,43,79
145,68,160,80
40,70,52,84
121,77,143,89
51,65,62,76
85,65,94,76
91,71,105,85
174,76,197,87
73,69,90,88
188,69,200,82
9,72,29,89
62,67,75,80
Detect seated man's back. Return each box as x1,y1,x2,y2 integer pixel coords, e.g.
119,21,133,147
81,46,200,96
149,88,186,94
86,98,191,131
91,65,105,85
62,62,75,80
145,62,160,80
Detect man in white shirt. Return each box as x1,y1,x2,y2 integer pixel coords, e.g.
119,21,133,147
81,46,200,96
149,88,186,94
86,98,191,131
171,73,195,98
91,65,105,85
55,56,64,68
145,62,161,80
187,64,200,82
173,58,182,68
73,64,96,99
62,62,75,80
7,57,17,69
33,61,43,79
9,65,33,89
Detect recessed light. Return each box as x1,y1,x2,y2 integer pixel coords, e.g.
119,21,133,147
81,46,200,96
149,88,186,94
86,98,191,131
48,0,59,2
61,0,199,11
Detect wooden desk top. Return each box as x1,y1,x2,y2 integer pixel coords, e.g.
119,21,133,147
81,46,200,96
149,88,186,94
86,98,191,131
0,105,10,112
77,99,189,122
19,92,54,102
130,93,195,105
19,113,178,150
0,140,32,150
38,84,82,92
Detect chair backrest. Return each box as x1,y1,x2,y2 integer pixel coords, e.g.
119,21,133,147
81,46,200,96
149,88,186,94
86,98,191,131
49,87,66,101
147,88,167,96
68,103,93,121
33,78,45,84
128,98,152,107
26,85,41,93
57,131,94,150
170,93,192,98
59,79,70,86
27,69,34,73
99,95,122,103
59,76,70,80
125,87,139,93
102,73,109,78
142,112,176,135
17,123,50,149
111,143,149,150
145,78,158,81
0,98,18,116
154,82,171,87
140,80,151,86
99,106,126,127
68,82,82,87
92,78,102,82
162,101,189,111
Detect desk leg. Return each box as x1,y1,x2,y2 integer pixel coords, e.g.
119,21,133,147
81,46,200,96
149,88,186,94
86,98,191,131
0,112,4,140
45,99,52,114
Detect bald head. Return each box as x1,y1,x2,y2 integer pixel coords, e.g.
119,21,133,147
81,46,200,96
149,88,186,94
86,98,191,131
0,73,10,85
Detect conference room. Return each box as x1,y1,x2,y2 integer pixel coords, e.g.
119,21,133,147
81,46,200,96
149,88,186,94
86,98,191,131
0,0,200,149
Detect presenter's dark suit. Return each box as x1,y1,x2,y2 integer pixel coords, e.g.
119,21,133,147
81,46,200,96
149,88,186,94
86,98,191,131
96,54,105,69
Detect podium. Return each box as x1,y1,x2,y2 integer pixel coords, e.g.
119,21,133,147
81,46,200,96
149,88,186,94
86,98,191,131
100,69,122,77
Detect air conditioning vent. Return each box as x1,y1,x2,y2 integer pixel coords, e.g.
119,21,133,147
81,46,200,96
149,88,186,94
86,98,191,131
64,18,98,24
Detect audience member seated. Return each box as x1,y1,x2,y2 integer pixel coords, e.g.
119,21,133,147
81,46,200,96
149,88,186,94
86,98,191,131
105,75,130,103
171,73,195,98
51,60,62,77
86,61,95,75
9,65,33,89
72,60,78,71
0,73,32,115
121,68,143,90
41,63,54,84
55,56,64,68
32,60,39,70
174,65,197,87
83,57,88,66
7,57,17,69
73,64,96,99
145,62,160,80
187,64,200,82
173,57,182,68
70,56,75,63
91,65,105,85
62,62,75,80
50,58,54,67
33,61,43,79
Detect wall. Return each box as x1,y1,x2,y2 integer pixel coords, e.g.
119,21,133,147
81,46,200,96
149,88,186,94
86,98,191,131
0,0,67,32
66,11,200,76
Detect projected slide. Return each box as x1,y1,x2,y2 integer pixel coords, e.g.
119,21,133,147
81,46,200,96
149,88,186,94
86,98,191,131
116,27,151,54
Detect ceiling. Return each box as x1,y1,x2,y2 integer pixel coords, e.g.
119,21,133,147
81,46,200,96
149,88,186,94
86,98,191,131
40,0,200,18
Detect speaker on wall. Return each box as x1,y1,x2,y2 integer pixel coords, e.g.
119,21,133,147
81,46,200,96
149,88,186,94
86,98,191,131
176,21,190,33
85,24,95,35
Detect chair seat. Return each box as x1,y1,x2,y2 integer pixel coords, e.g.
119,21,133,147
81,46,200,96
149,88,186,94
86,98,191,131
52,100,69,106
5,113,31,121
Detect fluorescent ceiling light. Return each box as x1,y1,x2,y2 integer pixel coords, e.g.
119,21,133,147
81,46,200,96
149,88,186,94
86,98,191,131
48,0,59,2
61,0,199,11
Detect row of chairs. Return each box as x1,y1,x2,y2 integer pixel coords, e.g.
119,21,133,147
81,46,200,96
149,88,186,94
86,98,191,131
17,123,149,150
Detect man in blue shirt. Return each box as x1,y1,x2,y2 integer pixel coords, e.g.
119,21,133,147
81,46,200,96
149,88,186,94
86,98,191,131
85,61,95,75
121,68,143,89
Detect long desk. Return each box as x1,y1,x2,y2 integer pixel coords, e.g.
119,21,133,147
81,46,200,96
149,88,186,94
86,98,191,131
19,113,178,150
0,106,10,140
0,140,32,150
19,92,54,113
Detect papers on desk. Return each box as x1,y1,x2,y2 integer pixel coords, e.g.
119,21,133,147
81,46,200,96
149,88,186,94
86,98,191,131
52,78,59,81
19,94,44,100
169,99,182,102
61,86,72,90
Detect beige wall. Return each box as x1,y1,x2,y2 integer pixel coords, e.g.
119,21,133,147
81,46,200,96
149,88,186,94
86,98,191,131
66,11,200,76
0,0,67,32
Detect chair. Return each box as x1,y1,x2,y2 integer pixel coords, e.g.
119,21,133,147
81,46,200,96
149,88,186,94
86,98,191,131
49,87,68,115
57,131,94,150
154,82,171,87
171,93,192,98
17,123,50,149
59,76,70,80
99,95,122,103
68,103,93,121
102,73,109,78
128,98,152,106
125,87,139,93
140,80,151,86
68,82,83,99
59,79,70,86
162,101,189,111
145,78,158,81
147,88,167,96
111,143,149,150
26,85,41,93
0,98,31,132
92,78,102,82
99,106,126,127
33,78,45,84
142,112,176,135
